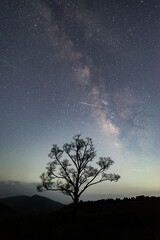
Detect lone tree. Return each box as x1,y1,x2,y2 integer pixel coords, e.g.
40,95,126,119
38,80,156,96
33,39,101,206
37,134,120,215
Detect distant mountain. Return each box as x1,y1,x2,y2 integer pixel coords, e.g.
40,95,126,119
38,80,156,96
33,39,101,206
0,195,63,213
0,202,14,216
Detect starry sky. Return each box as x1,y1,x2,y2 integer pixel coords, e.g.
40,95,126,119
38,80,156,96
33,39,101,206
0,0,160,203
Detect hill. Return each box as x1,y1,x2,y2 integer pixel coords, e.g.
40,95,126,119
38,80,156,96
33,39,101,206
0,196,159,239
0,202,14,216
0,195,63,213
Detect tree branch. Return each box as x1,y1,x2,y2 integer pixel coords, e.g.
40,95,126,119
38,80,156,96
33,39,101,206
78,168,103,196
54,154,75,187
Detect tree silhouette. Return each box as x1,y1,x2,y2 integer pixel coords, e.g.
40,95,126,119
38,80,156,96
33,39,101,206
37,134,120,216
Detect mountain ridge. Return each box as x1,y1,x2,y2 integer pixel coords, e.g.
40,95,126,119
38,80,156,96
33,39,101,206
0,194,63,213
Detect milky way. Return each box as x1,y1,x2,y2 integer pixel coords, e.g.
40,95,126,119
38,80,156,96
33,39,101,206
0,0,160,202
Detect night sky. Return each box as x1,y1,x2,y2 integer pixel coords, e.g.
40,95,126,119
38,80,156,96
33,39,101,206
0,0,160,203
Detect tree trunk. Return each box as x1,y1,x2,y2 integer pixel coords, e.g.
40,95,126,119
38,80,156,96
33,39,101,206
73,195,79,220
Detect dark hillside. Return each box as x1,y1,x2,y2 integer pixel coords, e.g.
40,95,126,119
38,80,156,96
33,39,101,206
0,196,160,240
0,195,63,213
0,202,14,216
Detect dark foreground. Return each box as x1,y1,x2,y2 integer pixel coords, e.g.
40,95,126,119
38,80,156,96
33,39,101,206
1,196,160,240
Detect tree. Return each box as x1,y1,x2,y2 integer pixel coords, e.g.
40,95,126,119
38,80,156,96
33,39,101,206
37,134,120,216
